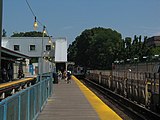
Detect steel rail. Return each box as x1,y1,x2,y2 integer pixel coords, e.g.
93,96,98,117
83,78,160,120
0,77,37,100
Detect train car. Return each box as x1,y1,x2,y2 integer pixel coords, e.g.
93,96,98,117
72,66,85,79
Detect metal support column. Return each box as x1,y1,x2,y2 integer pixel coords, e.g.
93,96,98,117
159,73,160,110
0,0,3,82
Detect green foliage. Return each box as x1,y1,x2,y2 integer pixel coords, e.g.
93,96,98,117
68,27,123,70
151,47,160,55
124,37,132,59
68,27,160,70
11,31,48,37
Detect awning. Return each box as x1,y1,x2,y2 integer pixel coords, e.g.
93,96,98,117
1,47,29,61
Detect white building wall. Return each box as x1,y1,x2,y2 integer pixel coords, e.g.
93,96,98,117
2,37,59,75
2,37,67,73
2,37,52,57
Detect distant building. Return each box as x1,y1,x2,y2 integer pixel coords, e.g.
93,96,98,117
146,36,160,47
2,37,53,58
2,37,67,74
54,38,68,73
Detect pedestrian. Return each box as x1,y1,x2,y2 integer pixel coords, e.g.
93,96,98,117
66,70,71,83
18,68,23,79
8,67,13,81
63,70,67,80
58,70,62,80
2,67,7,83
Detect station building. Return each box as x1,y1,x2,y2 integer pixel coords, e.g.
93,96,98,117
2,37,67,75
1,46,29,81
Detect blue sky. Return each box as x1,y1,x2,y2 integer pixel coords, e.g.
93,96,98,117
3,0,160,44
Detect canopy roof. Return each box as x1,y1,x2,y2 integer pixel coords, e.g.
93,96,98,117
1,47,29,61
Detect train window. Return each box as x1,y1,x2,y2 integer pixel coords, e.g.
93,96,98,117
14,45,20,51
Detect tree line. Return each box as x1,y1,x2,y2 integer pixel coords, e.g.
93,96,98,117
3,28,160,70
68,27,160,70
2,29,48,37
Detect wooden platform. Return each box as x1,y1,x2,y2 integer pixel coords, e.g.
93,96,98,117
37,78,99,120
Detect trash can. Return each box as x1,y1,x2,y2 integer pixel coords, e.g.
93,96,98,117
53,72,58,84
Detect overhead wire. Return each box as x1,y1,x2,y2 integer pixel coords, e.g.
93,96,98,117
25,0,54,62
25,0,49,34
25,0,36,17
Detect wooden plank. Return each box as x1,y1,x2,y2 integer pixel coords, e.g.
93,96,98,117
37,79,99,120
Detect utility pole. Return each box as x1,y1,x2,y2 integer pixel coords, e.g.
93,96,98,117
0,0,3,81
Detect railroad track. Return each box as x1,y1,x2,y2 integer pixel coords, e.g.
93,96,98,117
81,78,160,120
0,77,36,101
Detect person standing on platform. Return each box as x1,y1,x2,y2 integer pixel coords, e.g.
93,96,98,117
8,66,13,81
2,67,7,83
66,70,71,83
63,70,67,80
58,70,62,80
18,68,23,79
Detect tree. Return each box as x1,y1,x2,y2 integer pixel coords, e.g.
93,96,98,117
68,27,123,70
11,31,48,37
125,37,132,59
67,41,78,62
68,27,157,70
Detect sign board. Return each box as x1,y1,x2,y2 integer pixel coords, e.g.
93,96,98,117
55,38,67,62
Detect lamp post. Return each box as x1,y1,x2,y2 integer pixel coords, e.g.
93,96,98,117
40,26,46,81
154,54,159,63
134,57,138,79
143,56,148,72
48,36,55,73
127,59,131,69
114,60,119,70
0,0,3,81
154,55,159,73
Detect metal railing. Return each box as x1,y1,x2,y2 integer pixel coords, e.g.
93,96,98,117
0,72,53,120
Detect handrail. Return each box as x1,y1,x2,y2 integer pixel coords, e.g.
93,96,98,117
0,73,53,120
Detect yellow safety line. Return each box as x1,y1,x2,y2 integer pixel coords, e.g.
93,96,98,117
0,77,36,89
72,76,122,120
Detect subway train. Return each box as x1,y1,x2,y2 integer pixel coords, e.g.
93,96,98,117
71,66,86,79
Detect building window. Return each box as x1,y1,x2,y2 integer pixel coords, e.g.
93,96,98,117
14,45,20,51
30,45,36,51
46,45,51,51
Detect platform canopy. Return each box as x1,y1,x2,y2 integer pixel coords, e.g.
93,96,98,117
1,47,29,62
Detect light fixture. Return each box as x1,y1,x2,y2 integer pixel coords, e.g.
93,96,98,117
48,36,52,44
43,26,46,34
33,17,38,30
127,59,130,61
154,55,159,57
52,43,55,48
134,57,138,60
